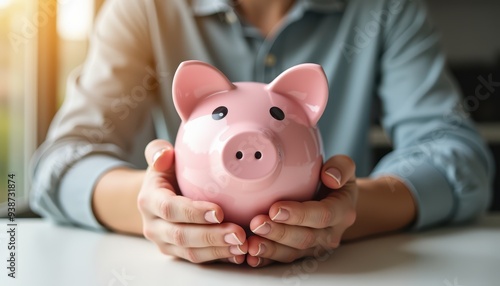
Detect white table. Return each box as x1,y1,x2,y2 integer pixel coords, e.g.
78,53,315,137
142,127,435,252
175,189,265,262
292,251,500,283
1,215,499,286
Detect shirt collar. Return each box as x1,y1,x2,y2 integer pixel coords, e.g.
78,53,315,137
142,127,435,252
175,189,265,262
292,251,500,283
190,0,347,16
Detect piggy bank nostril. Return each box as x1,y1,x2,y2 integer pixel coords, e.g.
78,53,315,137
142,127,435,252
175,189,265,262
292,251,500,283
236,151,243,160
255,151,262,160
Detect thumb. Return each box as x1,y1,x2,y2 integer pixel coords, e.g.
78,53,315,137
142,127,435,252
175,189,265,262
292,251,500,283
321,155,356,189
145,139,174,172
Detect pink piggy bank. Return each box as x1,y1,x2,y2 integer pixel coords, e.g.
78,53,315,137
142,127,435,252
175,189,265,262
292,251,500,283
172,60,328,227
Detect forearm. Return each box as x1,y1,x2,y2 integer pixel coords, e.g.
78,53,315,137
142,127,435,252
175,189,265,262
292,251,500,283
92,170,415,239
342,176,417,241
93,168,146,235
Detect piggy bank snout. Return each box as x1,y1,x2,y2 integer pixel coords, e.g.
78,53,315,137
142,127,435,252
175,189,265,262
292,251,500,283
221,131,281,181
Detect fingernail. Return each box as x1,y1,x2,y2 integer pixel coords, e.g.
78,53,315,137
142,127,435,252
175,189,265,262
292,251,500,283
252,222,271,235
230,256,242,264
271,208,289,222
254,243,266,256
325,168,341,185
152,148,167,167
230,245,246,255
224,233,243,245
204,210,220,224
251,257,262,267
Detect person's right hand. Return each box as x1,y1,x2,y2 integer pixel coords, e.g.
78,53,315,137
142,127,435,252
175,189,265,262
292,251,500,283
138,139,248,264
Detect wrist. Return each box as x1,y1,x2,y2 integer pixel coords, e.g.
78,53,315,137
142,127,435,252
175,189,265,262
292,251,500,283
93,167,146,234
342,176,417,241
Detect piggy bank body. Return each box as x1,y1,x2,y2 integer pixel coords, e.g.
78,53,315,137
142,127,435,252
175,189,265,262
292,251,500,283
173,61,328,227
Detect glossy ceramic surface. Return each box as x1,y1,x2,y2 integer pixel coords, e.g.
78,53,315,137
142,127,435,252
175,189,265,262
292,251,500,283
173,61,328,226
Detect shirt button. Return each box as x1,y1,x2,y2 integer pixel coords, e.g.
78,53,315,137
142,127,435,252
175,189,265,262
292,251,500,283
265,54,277,67
225,12,237,24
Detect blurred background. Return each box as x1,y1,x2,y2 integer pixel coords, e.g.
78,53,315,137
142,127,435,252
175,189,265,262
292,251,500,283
0,0,499,216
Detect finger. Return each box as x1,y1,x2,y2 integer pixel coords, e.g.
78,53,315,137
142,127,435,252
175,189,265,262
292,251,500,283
268,200,341,228
321,155,356,189
246,238,275,268
247,237,337,265
218,256,246,265
246,255,274,268
249,215,332,250
150,191,225,224
157,243,246,264
137,174,177,218
145,139,174,172
247,237,310,264
267,192,357,230
160,222,247,248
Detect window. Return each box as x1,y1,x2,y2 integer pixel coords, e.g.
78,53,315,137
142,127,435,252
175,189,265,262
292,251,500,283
0,0,95,215
57,0,93,103
0,0,37,212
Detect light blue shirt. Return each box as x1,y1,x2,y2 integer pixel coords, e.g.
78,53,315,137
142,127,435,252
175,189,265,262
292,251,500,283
30,0,494,231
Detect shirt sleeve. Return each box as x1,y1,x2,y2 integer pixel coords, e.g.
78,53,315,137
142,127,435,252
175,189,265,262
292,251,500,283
370,0,495,230
30,0,155,230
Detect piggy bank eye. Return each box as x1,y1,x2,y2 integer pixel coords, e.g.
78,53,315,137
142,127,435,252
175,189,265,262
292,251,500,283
270,106,285,121
212,106,228,120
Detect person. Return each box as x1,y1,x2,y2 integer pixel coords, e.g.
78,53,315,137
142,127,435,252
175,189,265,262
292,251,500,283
30,0,494,267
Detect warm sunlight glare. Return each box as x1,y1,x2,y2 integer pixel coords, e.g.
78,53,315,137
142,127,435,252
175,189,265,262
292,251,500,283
57,0,93,40
0,0,12,10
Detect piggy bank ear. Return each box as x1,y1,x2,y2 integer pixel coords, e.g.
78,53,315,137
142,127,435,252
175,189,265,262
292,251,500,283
173,61,235,121
267,64,328,126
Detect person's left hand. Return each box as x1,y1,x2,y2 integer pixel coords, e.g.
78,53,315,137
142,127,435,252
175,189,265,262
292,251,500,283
245,155,358,267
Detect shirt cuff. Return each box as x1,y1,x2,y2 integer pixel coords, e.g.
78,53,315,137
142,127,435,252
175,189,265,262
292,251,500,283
58,155,134,230
372,160,455,230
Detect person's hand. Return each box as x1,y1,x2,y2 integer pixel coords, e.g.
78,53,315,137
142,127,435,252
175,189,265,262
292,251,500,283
245,155,358,267
138,139,248,264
